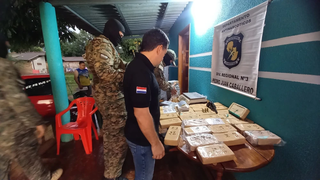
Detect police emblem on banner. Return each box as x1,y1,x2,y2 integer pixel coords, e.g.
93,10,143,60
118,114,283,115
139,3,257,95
223,33,244,69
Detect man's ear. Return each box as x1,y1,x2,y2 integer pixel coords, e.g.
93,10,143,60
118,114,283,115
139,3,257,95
156,45,163,54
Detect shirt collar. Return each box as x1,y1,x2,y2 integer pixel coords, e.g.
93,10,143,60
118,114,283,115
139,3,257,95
135,53,155,72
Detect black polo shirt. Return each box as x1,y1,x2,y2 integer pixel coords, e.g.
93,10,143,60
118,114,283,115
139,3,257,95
124,53,160,146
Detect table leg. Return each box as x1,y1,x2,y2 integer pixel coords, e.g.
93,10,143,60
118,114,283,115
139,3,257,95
216,171,223,180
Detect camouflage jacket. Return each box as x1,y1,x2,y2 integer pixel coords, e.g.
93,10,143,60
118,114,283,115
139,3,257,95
0,58,44,136
84,35,126,102
154,62,171,91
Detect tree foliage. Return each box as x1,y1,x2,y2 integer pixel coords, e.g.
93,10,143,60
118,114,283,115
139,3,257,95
120,38,142,62
0,0,76,52
61,30,94,57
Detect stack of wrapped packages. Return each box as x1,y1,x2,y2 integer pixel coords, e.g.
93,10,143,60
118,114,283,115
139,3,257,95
161,102,283,165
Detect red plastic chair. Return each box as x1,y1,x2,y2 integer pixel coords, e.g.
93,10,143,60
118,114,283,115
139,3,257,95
55,97,98,155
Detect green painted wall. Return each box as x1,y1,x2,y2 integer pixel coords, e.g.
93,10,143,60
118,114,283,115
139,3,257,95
169,0,320,180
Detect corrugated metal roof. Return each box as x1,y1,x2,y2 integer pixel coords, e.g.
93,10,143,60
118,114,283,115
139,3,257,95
62,57,86,62
12,52,46,61
54,2,190,36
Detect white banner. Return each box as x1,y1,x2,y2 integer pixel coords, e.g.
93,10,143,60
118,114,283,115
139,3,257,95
211,1,268,99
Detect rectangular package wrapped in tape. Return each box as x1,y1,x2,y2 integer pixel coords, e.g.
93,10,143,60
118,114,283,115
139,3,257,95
234,123,265,134
185,134,219,151
208,124,237,134
225,117,251,125
160,113,178,120
164,126,182,146
205,118,225,125
212,132,246,146
244,130,282,145
160,118,182,129
191,107,205,111
179,114,200,121
197,110,218,115
182,119,208,128
214,102,223,106
190,103,207,108
196,144,235,164
215,105,228,110
198,114,219,119
184,126,212,136
217,110,230,116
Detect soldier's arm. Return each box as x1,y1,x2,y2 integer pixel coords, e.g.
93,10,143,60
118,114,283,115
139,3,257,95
154,66,171,91
92,41,125,83
0,58,44,126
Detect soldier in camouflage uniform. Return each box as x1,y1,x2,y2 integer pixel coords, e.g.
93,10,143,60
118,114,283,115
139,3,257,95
83,19,128,180
154,49,177,98
0,57,63,180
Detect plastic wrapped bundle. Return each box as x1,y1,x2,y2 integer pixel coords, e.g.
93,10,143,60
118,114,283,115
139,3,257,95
196,144,235,164
164,126,182,146
205,118,225,125
244,130,282,146
208,124,237,134
160,106,177,114
212,132,246,146
184,126,212,136
185,134,219,151
182,119,208,128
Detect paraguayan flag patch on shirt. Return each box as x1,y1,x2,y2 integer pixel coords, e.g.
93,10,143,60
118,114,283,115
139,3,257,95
136,87,147,94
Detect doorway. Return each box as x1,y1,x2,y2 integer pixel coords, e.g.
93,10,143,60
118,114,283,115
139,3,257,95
178,24,190,93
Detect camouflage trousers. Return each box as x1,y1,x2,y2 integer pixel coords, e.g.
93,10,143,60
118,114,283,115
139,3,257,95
0,126,50,180
95,98,128,179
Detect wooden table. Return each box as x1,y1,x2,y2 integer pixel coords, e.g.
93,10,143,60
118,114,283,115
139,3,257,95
176,141,275,180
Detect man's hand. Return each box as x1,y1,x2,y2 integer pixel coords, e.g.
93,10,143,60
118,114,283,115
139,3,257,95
36,125,46,144
151,141,165,159
171,83,177,95
78,85,83,89
171,87,177,95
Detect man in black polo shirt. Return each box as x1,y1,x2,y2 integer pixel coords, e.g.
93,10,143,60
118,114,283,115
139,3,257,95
123,29,169,180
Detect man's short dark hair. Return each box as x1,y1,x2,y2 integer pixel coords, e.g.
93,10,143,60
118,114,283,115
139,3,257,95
79,61,85,65
140,29,170,52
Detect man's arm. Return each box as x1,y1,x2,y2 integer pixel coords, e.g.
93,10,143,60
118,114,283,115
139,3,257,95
0,58,44,127
92,39,125,83
73,70,82,89
154,66,177,96
134,107,164,159
129,70,165,159
154,66,171,91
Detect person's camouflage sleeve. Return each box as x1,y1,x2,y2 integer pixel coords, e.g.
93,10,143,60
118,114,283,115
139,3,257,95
0,58,44,127
85,36,125,85
154,64,171,91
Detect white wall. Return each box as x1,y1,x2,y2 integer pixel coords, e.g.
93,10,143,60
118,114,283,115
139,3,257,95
32,57,47,73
